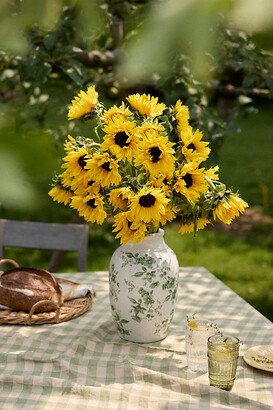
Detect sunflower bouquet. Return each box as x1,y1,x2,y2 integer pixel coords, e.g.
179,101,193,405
49,85,248,244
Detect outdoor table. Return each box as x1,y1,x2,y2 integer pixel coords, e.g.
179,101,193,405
1,267,273,409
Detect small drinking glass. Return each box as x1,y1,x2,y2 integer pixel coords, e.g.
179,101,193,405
207,334,240,391
185,319,216,372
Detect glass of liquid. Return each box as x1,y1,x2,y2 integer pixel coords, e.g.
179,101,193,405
207,334,240,391
185,319,216,372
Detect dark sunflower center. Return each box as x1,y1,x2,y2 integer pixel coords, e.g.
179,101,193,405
139,193,156,207
114,131,130,148
87,199,96,208
101,161,111,171
149,146,162,163
78,155,87,169
187,143,195,151
183,173,193,188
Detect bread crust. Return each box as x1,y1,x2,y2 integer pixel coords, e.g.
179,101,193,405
0,267,63,312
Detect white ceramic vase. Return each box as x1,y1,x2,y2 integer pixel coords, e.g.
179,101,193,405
109,229,179,343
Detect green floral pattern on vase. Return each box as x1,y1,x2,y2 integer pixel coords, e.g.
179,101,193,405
109,229,179,343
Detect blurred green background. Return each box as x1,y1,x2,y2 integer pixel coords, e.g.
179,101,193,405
0,0,272,320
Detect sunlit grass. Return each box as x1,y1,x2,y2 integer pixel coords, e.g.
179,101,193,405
219,102,273,215
164,224,273,321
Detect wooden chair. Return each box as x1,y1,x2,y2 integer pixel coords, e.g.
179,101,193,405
0,219,89,272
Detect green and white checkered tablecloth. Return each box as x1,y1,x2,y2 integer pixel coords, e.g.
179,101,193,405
1,267,272,409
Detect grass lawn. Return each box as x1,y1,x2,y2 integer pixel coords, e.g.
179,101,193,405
218,102,273,215
164,224,273,322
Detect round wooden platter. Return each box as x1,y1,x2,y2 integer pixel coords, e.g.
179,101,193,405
0,293,94,325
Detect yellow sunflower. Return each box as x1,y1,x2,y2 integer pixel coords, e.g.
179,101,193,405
149,174,172,197
48,186,73,205
181,129,211,163
61,147,91,180
126,93,166,118
70,193,107,224
64,134,76,154
179,217,210,234
129,186,169,223
61,169,97,197
158,204,177,225
108,187,132,211
136,120,165,138
134,130,176,177
174,100,190,136
68,86,98,120
60,169,75,189
103,102,132,122
85,152,121,187
101,116,138,162
213,194,248,224
112,211,147,244
70,175,101,195
174,162,208,201
204,166,219,181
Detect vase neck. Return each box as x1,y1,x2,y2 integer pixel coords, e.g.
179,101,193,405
141,228,164,244
122,228,166,251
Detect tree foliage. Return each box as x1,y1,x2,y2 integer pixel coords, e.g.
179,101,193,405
1,1,272,158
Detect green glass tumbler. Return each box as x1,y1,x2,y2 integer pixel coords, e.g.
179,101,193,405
207,335,240,391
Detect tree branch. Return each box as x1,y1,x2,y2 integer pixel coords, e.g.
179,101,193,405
214,84,270,99
72,47,118,68
112,17,124,49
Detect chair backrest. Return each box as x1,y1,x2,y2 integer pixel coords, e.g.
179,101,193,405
0,219,89,272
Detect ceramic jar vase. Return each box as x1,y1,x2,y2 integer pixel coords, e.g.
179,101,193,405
109,229,179,343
